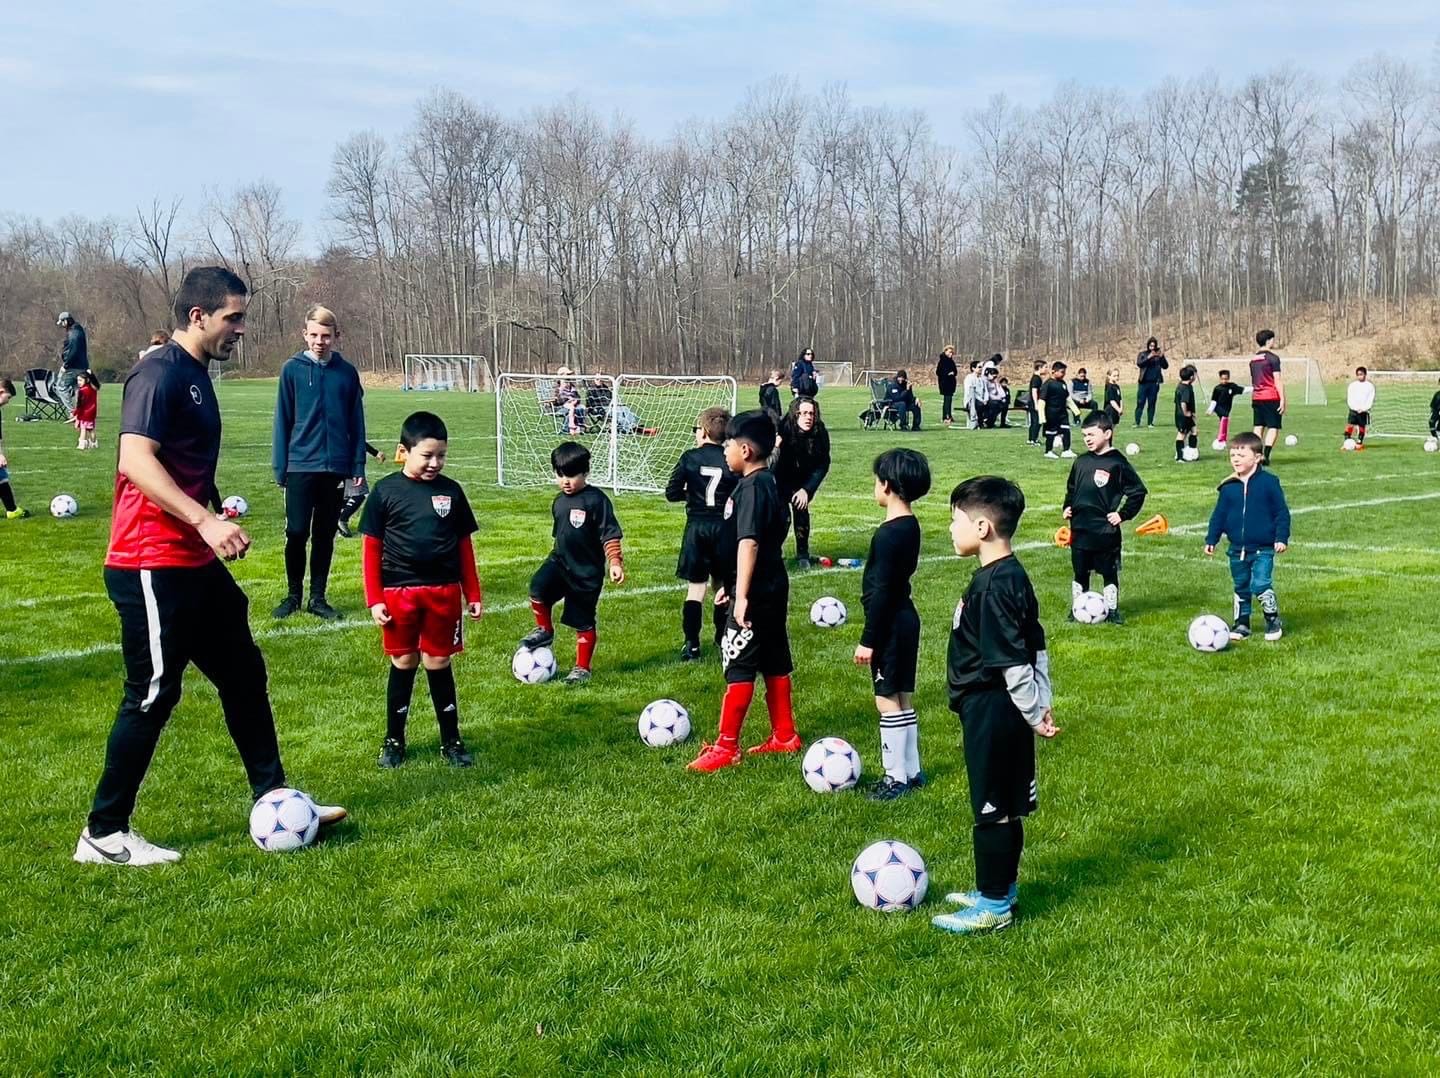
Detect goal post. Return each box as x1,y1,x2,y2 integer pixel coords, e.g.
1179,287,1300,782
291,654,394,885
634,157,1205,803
1186,357,1328,406
1363,370,1440,440
403,354,491,392
811,361,853,389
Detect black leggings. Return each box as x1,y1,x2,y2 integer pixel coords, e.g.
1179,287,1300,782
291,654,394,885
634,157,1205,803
791,504,812,559
1135,383,1160,425
1027,406,1041,442
941,393,954,422
283,473,344,598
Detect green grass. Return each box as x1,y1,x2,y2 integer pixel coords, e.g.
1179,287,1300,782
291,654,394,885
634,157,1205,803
4,383,1440,1074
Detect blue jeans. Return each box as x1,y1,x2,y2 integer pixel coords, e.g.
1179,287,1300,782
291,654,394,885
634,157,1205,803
1228,547,1276,621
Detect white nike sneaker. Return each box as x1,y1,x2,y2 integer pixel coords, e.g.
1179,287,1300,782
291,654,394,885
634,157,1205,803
74,827,182,866
1060,450,1076,458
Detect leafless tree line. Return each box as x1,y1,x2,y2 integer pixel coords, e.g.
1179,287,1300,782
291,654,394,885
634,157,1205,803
3,56,1439,380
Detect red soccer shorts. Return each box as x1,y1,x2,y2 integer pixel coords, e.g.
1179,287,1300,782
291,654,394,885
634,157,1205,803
380,583,464,657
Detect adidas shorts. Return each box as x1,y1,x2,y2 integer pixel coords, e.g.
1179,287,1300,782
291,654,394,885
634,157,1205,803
958,687,1037,824
676,518,725,584
868,606,919,698
721,601,792,684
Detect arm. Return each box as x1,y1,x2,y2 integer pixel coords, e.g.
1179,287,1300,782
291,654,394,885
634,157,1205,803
1273,484,1291,548
119,433,248,560
272,367,293,486
1204,490,1226,551
1003,660,1057,735
62,328,80,367
458,534,483,612
362,533,386,608
1117,461,1147,521
1274,368,1285,413
663,456,687,503
733,538,758,626
858,537,899,650
1062,460,1077,514
802,430,831,497
349,373,367,477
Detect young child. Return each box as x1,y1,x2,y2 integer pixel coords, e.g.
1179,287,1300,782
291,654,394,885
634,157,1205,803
855,448,930,800
337,441,389,538
1026,360,1046,445
963,359,982,430
1102,368,1124,425
759,370,783,419
1431,378,1440,440
73,371,99,449
1063,413,1147,623
689,410,801,772
933,476,1059,935
665,406,737,661
0,379,30,518
522,441,625,685
1344,366,1374,450
360,411,483,768
1038,362,1077,459
1070,367,1094,412
553,368,585,435
1174,364,1198,461
1207,369,1245,448
1205,432,1291,642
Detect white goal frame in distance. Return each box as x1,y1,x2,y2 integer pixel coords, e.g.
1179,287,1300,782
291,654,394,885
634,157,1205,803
1364,370,1440,439
1186,357,1327,406
811,361,853,389
402,354,491,393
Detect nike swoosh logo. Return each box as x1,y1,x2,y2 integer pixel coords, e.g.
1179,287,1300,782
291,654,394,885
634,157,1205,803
83,835,131,863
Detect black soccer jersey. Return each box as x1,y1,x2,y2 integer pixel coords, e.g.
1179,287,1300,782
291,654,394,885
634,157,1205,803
547,484,622,593
664,443,737,521
1104,383,1122,415
359,472,478,587
1210,382,1245,417
720,468,787,604
860,515,920,648
1175,382,1196,420
1063,449,1147,550
1037,378,1071,418
947,555,1047,712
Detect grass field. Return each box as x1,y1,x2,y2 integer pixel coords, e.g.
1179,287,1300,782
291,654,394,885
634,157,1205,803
4,381,1440,1074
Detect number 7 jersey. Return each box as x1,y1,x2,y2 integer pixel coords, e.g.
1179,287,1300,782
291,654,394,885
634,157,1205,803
665,443,738,520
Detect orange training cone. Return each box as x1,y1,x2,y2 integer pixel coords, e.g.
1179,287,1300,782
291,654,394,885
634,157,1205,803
1054,525,1072,548
1135,513,1169,537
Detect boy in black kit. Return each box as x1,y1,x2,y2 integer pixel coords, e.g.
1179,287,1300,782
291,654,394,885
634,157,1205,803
665,406,737,660
361,412,483,768
1026,360,1046,445
933,476,1060,936
1038,362,1077,459
1063,413,1147,624
1174,364,1199,461
1207,369,1245,449
522,442,625,685
689,410,801,772
855,448,931,801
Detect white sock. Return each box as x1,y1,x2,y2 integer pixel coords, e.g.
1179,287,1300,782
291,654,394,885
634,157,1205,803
879,711,908,782
1071,580,1083,603
901,709,921,779
1103,583,1118,611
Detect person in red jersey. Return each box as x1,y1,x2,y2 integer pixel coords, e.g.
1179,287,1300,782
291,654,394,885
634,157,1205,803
1249,328,1285,465
76,267,346,868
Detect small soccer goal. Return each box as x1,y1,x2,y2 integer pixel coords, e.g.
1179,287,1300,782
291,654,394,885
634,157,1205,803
1363,370,1440,440
402,354,490,393
1187,357,1327,406
497,372,737,492
811,361,853,388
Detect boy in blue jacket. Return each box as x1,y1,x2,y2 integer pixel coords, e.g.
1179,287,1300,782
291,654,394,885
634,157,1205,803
1205,431,1290,641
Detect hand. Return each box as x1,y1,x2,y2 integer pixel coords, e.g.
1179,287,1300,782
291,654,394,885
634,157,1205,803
0,452,7,468
467,600,484,620
370,449,385,462
1204,544,1215,556
609,561,625,584
791,489,810,511
1278,400,1287,415
714,586,729,607
853,644,873,666
197,516,250,561
733,596,750,629
352,475,364,486
277,478,286,488
370,602,391,626
1034,710,1060,738
1106,511,1122,526
1274,542,1287,554
1062,506,1073,519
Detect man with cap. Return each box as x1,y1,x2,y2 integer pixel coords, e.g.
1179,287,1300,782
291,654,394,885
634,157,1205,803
56,312,89,414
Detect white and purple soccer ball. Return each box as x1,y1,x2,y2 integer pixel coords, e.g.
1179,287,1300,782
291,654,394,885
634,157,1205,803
809,596,847,628
249,787,320,851
802,737,861,792
221,494,249,518
638,698,691,747
1342,438,1357,452
1124,442,1141,456
1425,439,1439,453
1284,435,1299,447
851,839,929,912
1183,446,1201,462
1187,614,1230,653
49,494,78,518
512,645,557,684
1072,590,1108,625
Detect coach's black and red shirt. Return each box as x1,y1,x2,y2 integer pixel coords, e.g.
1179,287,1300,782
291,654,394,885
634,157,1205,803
106,342,221,570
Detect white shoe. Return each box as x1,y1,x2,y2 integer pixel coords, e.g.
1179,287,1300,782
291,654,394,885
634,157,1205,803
1060,450,1076,458
74,827,182,866
1043,451,1059,459
313,802,348,826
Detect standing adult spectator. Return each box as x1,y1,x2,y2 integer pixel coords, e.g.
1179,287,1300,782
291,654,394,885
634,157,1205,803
75,266,345,867
935,344,959,427
1135,336,1169,427
790,349,819,398
271,304,366,621
56,311,88,413
774,396,831,568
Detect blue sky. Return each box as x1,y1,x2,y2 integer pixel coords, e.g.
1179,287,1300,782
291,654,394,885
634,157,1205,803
1,1,1435,241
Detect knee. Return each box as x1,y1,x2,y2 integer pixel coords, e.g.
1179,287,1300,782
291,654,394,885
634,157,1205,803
391,653,421,671
421,654,452,671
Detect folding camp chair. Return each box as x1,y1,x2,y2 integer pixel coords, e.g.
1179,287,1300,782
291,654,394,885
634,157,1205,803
24,368,68,421
860,378,899,430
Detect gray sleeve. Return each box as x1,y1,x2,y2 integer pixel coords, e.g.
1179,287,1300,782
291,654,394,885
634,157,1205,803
1003,659,1050,728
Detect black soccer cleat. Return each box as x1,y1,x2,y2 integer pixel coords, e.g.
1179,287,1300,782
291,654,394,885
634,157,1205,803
378,738,406,769
272,594,302,619
307,596,343,621
866,775,913,802
1106,608,1126,625
1229,619,1252,641
908,771,927,789
441,739,474,768
520,627,554,650
336,520,354,539
679,642,702,662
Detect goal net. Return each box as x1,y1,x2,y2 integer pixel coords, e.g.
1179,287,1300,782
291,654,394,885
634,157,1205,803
1187,357,1328,405
812,361,853,388
403,354,489,392
497,373,737,492
856,369,894,388
1363,370,1440,440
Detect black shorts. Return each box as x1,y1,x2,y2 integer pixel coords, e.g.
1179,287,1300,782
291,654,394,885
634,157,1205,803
676,518,725,584
1347,409,1371,427
529,557,601,631
869,606,920,697
1070,545,1120,582
1042,412,1069,435
958,687,1037,824
1252,400,1283,429
1176,415,1196,433
721,601,793,684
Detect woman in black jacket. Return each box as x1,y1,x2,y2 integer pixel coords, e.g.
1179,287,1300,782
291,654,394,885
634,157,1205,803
1135,336,1169,427
774,395,831,567
935,344,958,427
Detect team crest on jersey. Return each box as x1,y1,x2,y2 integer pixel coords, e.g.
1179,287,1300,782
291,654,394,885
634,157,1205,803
189,384,202,405
953,599,965,630
569,508,587,528
1093,468,1111,488
723,497,734,520
432,495,452,518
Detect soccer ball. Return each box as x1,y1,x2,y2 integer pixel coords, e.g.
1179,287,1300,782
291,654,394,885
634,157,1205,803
249,787,320,851
1342,438,1356,452
802,737,861,792
221,494,249,518
1425,439,1438,453
851,839,929,912
49,494,78,518
638,698,691,747
1072,590,1108,625
511,645,557,684
809,596,847,628
1182,446,1200,462
1125,442,1141,456
1187,614,1230,653
1212,439,1226,451
1285,435,1299,447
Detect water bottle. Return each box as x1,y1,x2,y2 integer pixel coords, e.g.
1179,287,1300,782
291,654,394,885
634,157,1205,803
837,558,863,569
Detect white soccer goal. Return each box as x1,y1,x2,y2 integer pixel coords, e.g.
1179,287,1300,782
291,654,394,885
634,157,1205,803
497,372,737,492
1363,370,1440,440
856,369,894,388
811,361,853,388
403,354,490,392
1186,357,1327,405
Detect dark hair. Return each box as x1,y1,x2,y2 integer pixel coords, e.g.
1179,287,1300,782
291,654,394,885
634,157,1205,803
873,448,931,504
1081,411,1113,433
988,353,1003,366
81,370,101,389
149,330,169,346
1355,366,1367,375
727,409,777,458
1077,368,1087,376
0,377,14,396
784,394,823,430
1145,337,1159,350
1051,361,1067,373
969,359,980,371
1179,364,1197,381
1218,368,1231,378
1231,431,1263,452
895,368,908,380
173,266,247,327
949,475,1025,540
400,410,448,449
551,441,591,477
1256,329,1275,348
698,406,730,444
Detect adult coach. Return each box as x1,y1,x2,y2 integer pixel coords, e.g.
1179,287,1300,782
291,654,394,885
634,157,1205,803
774,395,831,568
1134,336,1168,427
935,344,958,427
76,267,345,866
272,305,366,620
56,311,89,413
1249,329,1285,465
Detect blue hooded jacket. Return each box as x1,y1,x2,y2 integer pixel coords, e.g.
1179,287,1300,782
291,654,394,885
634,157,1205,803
1205,466,1291,555
272,351,366,483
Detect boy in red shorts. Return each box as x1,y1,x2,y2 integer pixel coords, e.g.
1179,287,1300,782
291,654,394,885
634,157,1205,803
360,411,483,768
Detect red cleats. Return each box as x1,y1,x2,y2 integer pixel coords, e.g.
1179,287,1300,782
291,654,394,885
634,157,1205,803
747,733,803,756
687,742,743,773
